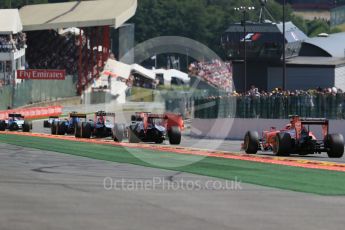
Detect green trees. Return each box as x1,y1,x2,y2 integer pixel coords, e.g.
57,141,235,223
131,0,341,57
306,19,341,37
131,0,295,55
0,0,342,57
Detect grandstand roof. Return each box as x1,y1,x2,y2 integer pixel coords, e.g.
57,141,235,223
19,0,137,31
300,32,345,58
0,9,23,34
276,21,308,43
287,56,345,67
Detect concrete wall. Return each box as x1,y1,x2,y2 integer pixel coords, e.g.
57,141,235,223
232,61,270,92
191,118,345,140
268,66,334,90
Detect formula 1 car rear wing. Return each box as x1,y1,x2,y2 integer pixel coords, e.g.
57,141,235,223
95,111,115,117
290,116,329,139
135,112,184,131
300,118,328,125
69,113,87,118
8,114,24,118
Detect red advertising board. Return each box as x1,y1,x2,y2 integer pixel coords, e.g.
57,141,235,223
17,69,66,80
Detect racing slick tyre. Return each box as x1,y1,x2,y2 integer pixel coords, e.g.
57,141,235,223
0,120,6,131
51,122,57,135
325,134,344,158
81,122,92,138
244,131,259,154
274,133,292,156
75,122,82,138
113,124,125,142
168,126,181,145
22,121,32,132
56,121,66,135
43,120,50,128
128,125,140,143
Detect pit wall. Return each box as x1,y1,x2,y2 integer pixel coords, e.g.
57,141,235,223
191,118,345,140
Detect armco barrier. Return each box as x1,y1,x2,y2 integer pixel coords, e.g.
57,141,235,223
0,106,62,120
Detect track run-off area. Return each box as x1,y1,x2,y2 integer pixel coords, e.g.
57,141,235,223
1,131,345,195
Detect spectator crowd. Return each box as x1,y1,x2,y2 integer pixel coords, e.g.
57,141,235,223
191,86,345,120
0,33,26,52
189,59,232,92
232,85,342,97
26,30,78,75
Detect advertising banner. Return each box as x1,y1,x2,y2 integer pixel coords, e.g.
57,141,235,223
17,70,66,80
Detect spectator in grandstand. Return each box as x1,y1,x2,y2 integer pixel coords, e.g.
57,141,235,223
189,60,232,92
26,30,78,75
0,36,12,52
0,33,27,53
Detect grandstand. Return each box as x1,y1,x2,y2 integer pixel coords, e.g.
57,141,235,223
0,9,26,87
19,0,137,94
26,30,78,75
0,0,137,109
188,60,232,92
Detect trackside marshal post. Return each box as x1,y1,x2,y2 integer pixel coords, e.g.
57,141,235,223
17,70,66,80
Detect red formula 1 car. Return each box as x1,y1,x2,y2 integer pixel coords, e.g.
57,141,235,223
128,112,184,144
243,116,344,158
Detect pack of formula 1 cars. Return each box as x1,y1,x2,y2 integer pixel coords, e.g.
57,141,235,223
42,110,184,145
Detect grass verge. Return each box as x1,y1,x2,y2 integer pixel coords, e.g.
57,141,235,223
1,133,345,195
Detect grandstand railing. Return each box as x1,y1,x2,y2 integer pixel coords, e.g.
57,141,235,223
166,94,345,120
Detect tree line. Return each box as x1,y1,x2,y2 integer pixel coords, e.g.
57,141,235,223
1,0,341,57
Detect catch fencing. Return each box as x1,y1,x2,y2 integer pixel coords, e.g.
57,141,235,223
166,94,345,119
0,75,77,110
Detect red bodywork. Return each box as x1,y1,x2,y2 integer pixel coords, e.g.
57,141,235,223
134,112,184,133
261,116,328,151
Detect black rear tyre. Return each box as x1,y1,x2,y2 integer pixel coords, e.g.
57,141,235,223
22,121,31,132
326,134,344,158
244,131,259,154
56,121,66,135
128,125,140,143
168,126,181,145
274,133,292,156
75,122,82,138
51,122,57,135
43,120,50,128
0,120,6,131
113,124,125,142
81,122,92,138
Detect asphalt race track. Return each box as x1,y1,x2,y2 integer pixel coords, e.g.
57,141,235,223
1,143,345,230
1,116,345,229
